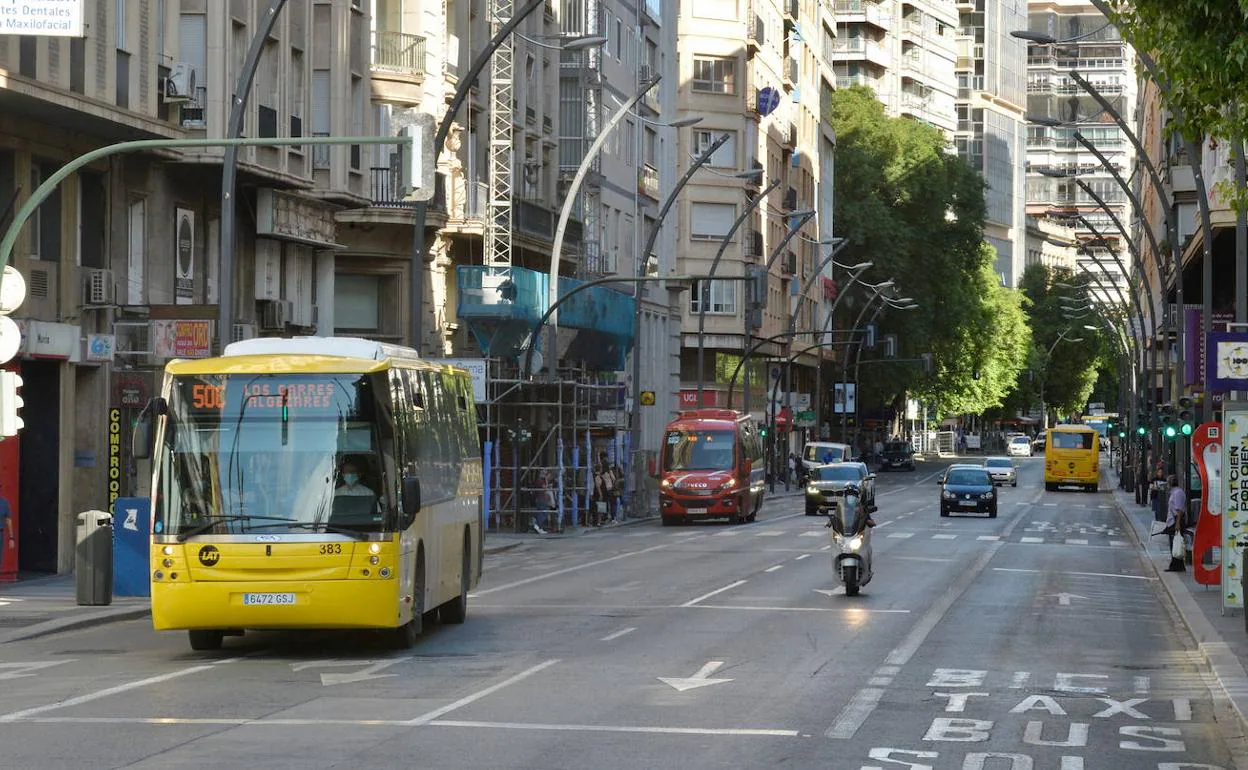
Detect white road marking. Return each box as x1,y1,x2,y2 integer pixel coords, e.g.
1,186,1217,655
1066,538,1089,545
875,665,901,675
406,659,559,726
1134,676,1151,694
658,660,733,692
795,554,811,560
764,565,784,573
1042,503,1058,507
1011,672,1031,689
977,536,1000,541
1110,540,1129,546
800,531,824,538
714,531,742,537
474,540,695,597
826,688,887,739
600,627,636,642
0,659,243,722
698,604,908,614
868,676,892,686
680,580,748,607
755,531,785,537
931,534,956,540
290,659,406,686
0,661,75,681
432,719,800,737
887,533,914,539
1021,537,1045,544
994,567,1156,581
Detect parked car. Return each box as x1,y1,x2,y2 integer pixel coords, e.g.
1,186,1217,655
983,456,1018,486
1031,435,1046,454
1007,435,1033,457
939,466,998,518
801,441,851,477
806,462,877,515
880,441,916,471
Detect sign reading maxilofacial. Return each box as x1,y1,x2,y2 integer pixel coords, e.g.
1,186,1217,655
1,1,85,37
1222,404,1248,610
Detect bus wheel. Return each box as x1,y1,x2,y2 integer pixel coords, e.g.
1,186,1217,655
1045,482,1057,492
188,629,224,651
395,556,425,649
439,534,471,625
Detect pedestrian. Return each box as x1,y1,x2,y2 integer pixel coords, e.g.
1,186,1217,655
0,494,11,553
591,453,614,527
787,453,797,485
1149,467,1167,523
532,472,554,534
1164,474,1187,573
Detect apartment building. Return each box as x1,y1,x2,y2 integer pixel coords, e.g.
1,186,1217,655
0,0,369,575
671,0,831,455
1023,0,1135,307
830,0,960,135
955,0,1028,287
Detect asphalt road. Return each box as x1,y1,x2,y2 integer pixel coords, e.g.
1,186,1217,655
1,455,1246,769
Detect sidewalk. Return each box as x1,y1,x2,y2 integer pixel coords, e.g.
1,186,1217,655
0,574,150,645
1110,472,1248,736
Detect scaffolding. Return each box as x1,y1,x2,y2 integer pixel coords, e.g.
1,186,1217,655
480,355,629,533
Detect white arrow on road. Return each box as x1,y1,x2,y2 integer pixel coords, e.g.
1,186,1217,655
596,580,642,594
290,658,406,686
0,660,74,680
658,660,733,692
813,588,841,597
1052,593,1088,606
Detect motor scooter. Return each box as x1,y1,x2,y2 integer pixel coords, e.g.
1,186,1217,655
825,487,874,596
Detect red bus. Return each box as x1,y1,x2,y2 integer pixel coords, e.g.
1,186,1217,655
658,409,765,526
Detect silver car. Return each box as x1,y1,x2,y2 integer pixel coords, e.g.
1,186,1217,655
805,462,877,515
983,456,1018,487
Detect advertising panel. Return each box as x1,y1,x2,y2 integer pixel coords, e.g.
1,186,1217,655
1221,405,1248,609
1192,422,1222,586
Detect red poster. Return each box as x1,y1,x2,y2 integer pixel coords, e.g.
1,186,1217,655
678,389,720,408
0,411,17,582
1192,421,1222,586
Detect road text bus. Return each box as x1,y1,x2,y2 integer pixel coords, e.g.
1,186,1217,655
659,409,765,526
133,337,483,651
1044,423,1100,492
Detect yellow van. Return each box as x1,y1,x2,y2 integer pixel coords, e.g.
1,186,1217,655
1044,424,1100,492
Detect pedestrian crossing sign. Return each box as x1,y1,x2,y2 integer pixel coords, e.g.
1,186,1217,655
640,391,656,406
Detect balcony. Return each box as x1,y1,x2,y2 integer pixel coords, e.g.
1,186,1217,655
834,0,890,30
745,228,763,258
369,166,447,213
833,38,889,67
371,31,428,81
785,0,798,21
639,164,660,200
455,265,637,366
514,198,583,245
747,14,765,52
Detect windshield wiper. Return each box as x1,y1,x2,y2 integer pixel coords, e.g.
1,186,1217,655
175,515,297,542
248,521,369,540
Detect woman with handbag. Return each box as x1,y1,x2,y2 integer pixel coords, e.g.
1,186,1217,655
1164,474,1187,573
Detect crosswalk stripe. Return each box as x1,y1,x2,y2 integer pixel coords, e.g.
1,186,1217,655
932,534,957,540
800,531,824,538
1021,536,1044,543
755,531,785,537
1110,540,1129,546
977,535,1000,541
1066,538,1089,545
887,532,914,539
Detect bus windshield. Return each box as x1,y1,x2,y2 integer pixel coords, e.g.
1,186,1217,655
664,430,736,471
1050,431,1095,450
155,372,392,539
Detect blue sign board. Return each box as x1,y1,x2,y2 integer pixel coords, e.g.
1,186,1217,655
757,87,781,116
112,497,151,597
1206,332,1248,393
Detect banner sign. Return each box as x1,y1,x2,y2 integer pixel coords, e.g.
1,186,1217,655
833,383,856,414
1186,308,1234,387
2,1,85,37
1192,421,1222,586
107,408,122,514
1221,406,1248,609
1206,332,1248,393
175,208,195,304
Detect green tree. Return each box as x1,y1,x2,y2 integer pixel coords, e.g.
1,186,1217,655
829,87,1031,419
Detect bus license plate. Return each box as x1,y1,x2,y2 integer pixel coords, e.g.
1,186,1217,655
685,507,706,514
243,592,296,606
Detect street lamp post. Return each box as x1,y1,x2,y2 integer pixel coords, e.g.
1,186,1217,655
848,297,920,447
695,177,782,405
839,284,903,444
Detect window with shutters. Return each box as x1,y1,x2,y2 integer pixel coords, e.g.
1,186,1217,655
311,70,331,168
690,202,736,240
350,75,364,170
290,48,305,149
689,280,737,314
178,13,207,105
116,0,127,51
693,129,736,168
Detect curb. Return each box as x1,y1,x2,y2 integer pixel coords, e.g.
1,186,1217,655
0,605,151,645
1110,481,1248,738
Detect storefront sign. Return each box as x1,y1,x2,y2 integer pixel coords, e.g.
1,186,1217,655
1208,331,1248,393
1,1,84,37
678,389,720,408
1193,421,1222,586
153,319,212,358
1221,405,1248,609
114,374,148,407
175,208,195,304
256,189,340,247
1187,308,1235,388
430,358,487,403
16,320,79,359
108,408,121,513
85,334,115,362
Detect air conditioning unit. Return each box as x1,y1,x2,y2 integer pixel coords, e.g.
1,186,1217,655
163,62,196,103
232,322,257,342
259,298,293,329
82,268,115,306
260,299,292,330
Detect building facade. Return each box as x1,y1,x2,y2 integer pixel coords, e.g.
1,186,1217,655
1023,0,1135,308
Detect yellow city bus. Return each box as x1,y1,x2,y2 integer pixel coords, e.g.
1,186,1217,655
1044,423,1101,493
133,337,483,651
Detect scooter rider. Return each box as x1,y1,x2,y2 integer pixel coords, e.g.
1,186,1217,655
825,483,877,529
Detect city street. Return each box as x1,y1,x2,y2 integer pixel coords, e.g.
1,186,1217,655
1,457,1245,769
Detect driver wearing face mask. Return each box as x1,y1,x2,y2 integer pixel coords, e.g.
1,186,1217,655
335,460,376,497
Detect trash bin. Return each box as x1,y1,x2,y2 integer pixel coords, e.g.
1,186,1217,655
76,510,113,606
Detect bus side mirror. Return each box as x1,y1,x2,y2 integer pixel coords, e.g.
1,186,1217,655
131,397,167,460
402,476,422,517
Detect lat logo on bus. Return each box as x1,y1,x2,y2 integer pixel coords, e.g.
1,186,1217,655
198,545,220,566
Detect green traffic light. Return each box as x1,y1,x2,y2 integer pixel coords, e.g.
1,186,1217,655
1136,426,1146,435
1181,423,1193,436
1164,425,1177,438
1118,431,1126,438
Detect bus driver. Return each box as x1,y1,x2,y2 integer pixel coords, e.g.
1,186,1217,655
335,459,376,498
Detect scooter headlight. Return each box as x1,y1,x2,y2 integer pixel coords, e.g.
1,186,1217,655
847,535,864,551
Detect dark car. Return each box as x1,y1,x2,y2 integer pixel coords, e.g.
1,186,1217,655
939,466,997,518
880,441,916,471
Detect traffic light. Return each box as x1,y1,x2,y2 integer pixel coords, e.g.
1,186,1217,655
746,265,768,308
0,370,23,437
1159,403,1177,439
1178,396,1195,436
1136,424,1146,436
759,425,769,438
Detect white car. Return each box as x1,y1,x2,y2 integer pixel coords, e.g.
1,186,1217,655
983,456,1018,486
1006,435,1033,457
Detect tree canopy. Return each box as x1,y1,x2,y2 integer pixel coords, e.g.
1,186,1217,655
828,87,1031,419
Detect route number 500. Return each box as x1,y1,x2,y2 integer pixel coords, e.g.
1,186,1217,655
191,383,226,410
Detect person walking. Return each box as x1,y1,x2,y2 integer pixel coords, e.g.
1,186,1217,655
1164,474,1187,573
532,472,554,534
